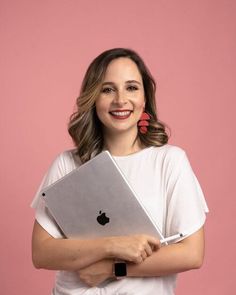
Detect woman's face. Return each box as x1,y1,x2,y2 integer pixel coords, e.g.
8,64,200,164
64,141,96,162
95,57,145,136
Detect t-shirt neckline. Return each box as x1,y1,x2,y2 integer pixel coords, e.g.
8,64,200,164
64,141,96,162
112,146,154,159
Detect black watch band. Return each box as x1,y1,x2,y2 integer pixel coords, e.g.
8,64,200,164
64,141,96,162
114,261,127,278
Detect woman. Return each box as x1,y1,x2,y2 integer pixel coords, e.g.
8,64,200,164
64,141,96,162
31,48,208,295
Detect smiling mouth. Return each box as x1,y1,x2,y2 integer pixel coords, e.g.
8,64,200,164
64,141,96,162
109,110,132,119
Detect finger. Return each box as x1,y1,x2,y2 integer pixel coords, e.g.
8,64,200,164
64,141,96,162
144,243,153,256
141,250,147,261
133,253,143,264
146,236,161,250
136,256,143,264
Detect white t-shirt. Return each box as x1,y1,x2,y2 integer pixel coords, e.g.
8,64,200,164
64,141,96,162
31,144,209,295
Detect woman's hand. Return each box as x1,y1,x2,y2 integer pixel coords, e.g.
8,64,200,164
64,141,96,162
106,234,160,264
78,259,113,287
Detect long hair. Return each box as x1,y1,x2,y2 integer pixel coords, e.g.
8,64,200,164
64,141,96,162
68,48,169,163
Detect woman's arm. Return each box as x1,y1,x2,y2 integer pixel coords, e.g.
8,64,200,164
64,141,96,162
31,220,160,271
127,226,205,277
78,227,205,286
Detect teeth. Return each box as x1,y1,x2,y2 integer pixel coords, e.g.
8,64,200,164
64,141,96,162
110,111,131,116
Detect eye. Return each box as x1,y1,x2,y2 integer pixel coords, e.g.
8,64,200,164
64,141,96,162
101,87,114,94
127,85,138,91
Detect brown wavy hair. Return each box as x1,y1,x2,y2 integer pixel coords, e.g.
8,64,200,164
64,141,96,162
68,48,169,163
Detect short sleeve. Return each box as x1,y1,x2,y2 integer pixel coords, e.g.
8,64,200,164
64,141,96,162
31,150,78,238
165,151,209,242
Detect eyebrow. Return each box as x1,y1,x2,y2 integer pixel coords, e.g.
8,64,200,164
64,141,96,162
101,80,142,86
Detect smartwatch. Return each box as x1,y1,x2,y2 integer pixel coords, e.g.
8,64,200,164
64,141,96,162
114,261,127,278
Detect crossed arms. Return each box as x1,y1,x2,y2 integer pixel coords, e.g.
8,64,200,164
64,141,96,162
32,220,205,287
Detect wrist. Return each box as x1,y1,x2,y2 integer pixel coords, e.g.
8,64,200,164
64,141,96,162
126,262,135,277
104,259,115,277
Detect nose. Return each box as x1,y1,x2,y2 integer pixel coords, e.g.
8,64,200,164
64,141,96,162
113,90,127,105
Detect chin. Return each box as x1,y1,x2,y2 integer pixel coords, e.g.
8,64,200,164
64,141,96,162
110,125,138,134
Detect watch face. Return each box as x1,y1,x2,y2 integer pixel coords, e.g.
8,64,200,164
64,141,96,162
115,262,127,277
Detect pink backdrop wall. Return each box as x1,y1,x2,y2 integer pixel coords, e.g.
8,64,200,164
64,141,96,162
1,0,235,293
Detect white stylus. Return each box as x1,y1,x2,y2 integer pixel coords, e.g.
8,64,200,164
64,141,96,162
160,233,183,244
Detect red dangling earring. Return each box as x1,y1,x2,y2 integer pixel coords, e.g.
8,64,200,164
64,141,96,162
138,112,150,134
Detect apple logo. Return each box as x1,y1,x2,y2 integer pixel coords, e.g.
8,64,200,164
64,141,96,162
97,210,110,226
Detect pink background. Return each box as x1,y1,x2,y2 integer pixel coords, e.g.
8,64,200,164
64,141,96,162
1,0,235,294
